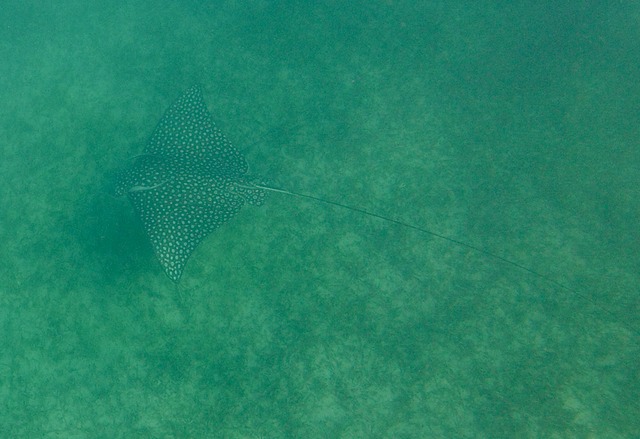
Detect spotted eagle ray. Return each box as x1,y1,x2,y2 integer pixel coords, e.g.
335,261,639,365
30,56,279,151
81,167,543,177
113,86,588,301
115,86,266,281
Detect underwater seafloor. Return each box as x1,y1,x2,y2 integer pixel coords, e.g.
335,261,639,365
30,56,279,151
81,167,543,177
0,1,638,437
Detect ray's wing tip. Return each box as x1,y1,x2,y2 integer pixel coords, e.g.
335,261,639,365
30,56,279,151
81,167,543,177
165,266,183,283
186,84,203,97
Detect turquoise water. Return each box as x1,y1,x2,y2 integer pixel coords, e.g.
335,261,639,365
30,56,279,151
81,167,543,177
1,1,638,437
